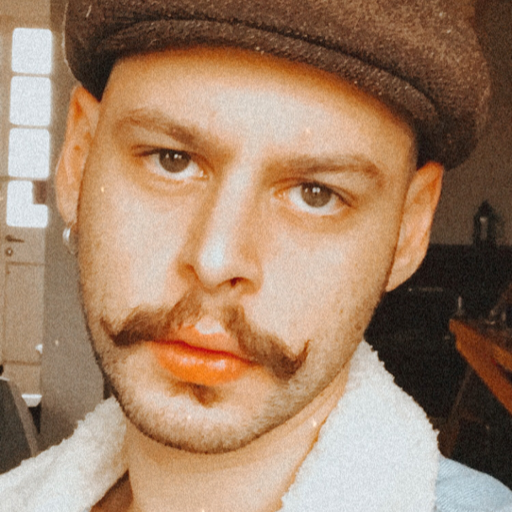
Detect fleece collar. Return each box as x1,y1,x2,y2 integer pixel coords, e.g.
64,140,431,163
0,341,439,512
280,341,440,512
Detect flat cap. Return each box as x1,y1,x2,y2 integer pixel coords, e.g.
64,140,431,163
64,0,491,169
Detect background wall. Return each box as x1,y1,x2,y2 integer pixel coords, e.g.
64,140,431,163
431,0,512,246
0,0,50,22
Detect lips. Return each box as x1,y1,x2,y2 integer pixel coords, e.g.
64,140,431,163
148,323,254,386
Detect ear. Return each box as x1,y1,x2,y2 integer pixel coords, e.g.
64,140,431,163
55,86,100,227
386,161,444,292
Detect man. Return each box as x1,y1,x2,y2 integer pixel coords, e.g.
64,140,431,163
1,0,511,510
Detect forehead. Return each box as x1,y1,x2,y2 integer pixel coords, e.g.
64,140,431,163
100,47,416,175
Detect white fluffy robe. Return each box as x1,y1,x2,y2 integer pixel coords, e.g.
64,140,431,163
0,341,440,512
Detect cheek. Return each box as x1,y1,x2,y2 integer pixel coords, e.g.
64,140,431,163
77,164,194,318
253,218,399,352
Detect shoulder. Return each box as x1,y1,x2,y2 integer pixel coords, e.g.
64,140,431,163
435,456,512,512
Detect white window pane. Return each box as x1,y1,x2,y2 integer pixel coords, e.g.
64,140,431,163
12,28,52,75
10,76,51,126
7,181,48,228
9,129,50,179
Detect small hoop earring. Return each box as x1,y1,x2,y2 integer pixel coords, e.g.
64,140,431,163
62,225,78,255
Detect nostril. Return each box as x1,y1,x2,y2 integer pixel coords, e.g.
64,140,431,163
230,277,241,287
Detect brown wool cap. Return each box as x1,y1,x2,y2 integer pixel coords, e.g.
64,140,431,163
64,0,491,169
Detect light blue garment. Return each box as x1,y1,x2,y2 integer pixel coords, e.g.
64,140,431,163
436,457,512,511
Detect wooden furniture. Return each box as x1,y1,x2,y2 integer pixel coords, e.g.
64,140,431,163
450,319,512,415
439,319,512,456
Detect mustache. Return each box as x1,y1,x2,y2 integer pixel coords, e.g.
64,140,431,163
100,291,308,381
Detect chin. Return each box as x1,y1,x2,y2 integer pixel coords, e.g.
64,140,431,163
112,383,280,454
99,347,333,454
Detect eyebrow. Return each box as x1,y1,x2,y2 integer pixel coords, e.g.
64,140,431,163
275,154,385,187
114,108,218,154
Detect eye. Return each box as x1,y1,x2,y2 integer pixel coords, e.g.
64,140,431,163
147,149,204,181
286,182,343,215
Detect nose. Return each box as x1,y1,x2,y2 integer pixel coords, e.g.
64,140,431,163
179,172,263,293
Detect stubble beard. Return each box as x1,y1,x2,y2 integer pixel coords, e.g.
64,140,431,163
85,290,314,453
81,286,384,454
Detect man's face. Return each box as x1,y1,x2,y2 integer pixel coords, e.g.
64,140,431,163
64,48,422,453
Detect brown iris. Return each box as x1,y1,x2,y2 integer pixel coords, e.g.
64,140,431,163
158,150,191,173
300,183,333,208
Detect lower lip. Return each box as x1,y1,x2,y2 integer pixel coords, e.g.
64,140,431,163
148,341,253,386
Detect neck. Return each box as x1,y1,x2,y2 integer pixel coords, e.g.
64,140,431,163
125,365,349,512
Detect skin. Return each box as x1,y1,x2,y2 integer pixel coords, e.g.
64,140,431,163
56,47,443,511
